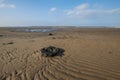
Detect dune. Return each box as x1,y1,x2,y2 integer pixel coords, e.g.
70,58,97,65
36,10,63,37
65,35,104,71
0,27,120,80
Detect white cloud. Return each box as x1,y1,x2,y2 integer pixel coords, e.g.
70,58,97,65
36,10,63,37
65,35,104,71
50,7,57,12
0,0,16,8
9,4,15,8
0,0,4,3
75,3,89,10
0,3,15,8
66,3,120,18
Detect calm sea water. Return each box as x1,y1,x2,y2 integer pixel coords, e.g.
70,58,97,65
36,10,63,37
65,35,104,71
16,28,56,32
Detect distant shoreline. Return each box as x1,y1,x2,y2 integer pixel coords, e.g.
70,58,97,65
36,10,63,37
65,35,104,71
0,26,119,28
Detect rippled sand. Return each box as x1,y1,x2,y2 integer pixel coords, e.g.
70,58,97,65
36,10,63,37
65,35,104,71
0,27,120,80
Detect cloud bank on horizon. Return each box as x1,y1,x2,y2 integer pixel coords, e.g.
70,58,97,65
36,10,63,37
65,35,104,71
0,0,120,27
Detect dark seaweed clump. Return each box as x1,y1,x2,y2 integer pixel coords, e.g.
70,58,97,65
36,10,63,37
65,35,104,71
48,33,54,36
0,35,3,37
41,46,65,57
3,42,14,45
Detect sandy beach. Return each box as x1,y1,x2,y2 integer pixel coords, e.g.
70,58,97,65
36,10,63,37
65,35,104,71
0,27,120,80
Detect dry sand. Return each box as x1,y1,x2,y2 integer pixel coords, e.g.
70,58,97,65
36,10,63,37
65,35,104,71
0,27,120,80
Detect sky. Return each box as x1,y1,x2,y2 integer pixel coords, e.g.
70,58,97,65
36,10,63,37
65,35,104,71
0,0,120,27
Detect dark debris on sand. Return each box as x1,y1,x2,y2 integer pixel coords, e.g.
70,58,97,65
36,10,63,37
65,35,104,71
3,42,14,45
40,46,65,57
0,35,4,37
48,33,54,36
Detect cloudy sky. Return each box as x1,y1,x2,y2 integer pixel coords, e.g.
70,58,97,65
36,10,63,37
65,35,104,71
0,0,120,27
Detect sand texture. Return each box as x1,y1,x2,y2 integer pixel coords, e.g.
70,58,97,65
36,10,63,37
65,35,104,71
0,27,120,80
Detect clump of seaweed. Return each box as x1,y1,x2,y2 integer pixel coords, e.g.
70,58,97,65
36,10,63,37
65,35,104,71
0,35,3,37
7,42,14,44
41,46,65,57
48,33,54,36
3,42,14,45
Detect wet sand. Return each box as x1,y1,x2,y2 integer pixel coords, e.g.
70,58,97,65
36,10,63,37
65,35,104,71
0,27,120,80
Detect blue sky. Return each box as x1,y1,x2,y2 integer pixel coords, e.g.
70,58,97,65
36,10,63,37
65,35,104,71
0,0,120,27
